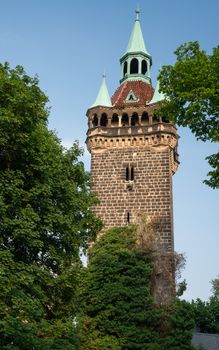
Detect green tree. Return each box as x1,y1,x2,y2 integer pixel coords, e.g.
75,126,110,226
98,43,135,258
79,226,161,349
161,300,195,350
79,226,195,350
192,297,219,334
212,276,219,298
0,63,101,349
158,41,219,188
192,278,219,334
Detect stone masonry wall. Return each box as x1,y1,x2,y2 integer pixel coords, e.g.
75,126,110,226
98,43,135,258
91,145,174,251
91,145,175,302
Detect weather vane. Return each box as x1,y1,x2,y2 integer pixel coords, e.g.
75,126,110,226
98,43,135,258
135,7,140,20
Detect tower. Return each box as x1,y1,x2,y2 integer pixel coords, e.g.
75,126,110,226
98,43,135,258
86,10,179,302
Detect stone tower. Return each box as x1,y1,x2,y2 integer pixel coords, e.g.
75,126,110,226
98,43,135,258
86,10,179,302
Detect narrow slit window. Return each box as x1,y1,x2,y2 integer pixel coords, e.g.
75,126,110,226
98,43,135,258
127,212,130,223
131,167,134,181
126,167,129,181
125,166,134,181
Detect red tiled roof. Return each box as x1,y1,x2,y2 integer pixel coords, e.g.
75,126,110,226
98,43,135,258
111,80,154,107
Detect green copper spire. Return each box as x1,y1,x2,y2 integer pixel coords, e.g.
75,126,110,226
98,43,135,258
149,80,166,104
125,9,150,56
120,10,152,84
91,74,112,108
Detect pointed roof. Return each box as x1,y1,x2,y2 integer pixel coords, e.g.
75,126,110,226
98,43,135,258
90,75,112,108
149,80,166,104
112,80,154,107
125,9,150,56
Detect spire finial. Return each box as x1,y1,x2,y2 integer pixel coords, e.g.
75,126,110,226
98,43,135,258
135,7,140,21
90,72,112,108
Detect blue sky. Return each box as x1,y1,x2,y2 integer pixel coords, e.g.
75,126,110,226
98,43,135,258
0,0,218,301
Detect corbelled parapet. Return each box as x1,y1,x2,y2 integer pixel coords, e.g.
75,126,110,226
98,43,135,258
86,104,179,175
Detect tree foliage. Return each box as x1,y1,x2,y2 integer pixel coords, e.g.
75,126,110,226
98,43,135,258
161,300,196,350
79,226,161,349
158,41,219,188
212,276,219,299
192,297,219,334
0,63,101,349
79,226,195,350
192,277,219,334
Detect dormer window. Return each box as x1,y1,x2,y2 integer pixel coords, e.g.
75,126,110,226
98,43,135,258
125,90,139,103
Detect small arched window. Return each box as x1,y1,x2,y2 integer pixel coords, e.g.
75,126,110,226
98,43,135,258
141,60,147,75
141,112,149,125
111,113,119,127
130,58,139,74
153,114,160,123
131,112,139,126
162,116,170,123
92,114,98,127
121,113,129,127
123,61,127,76
100,113,108,127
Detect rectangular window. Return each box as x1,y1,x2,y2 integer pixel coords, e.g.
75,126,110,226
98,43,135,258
125,165,134,181
127,212,130,223
131,167,134,181
126,167,129,181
